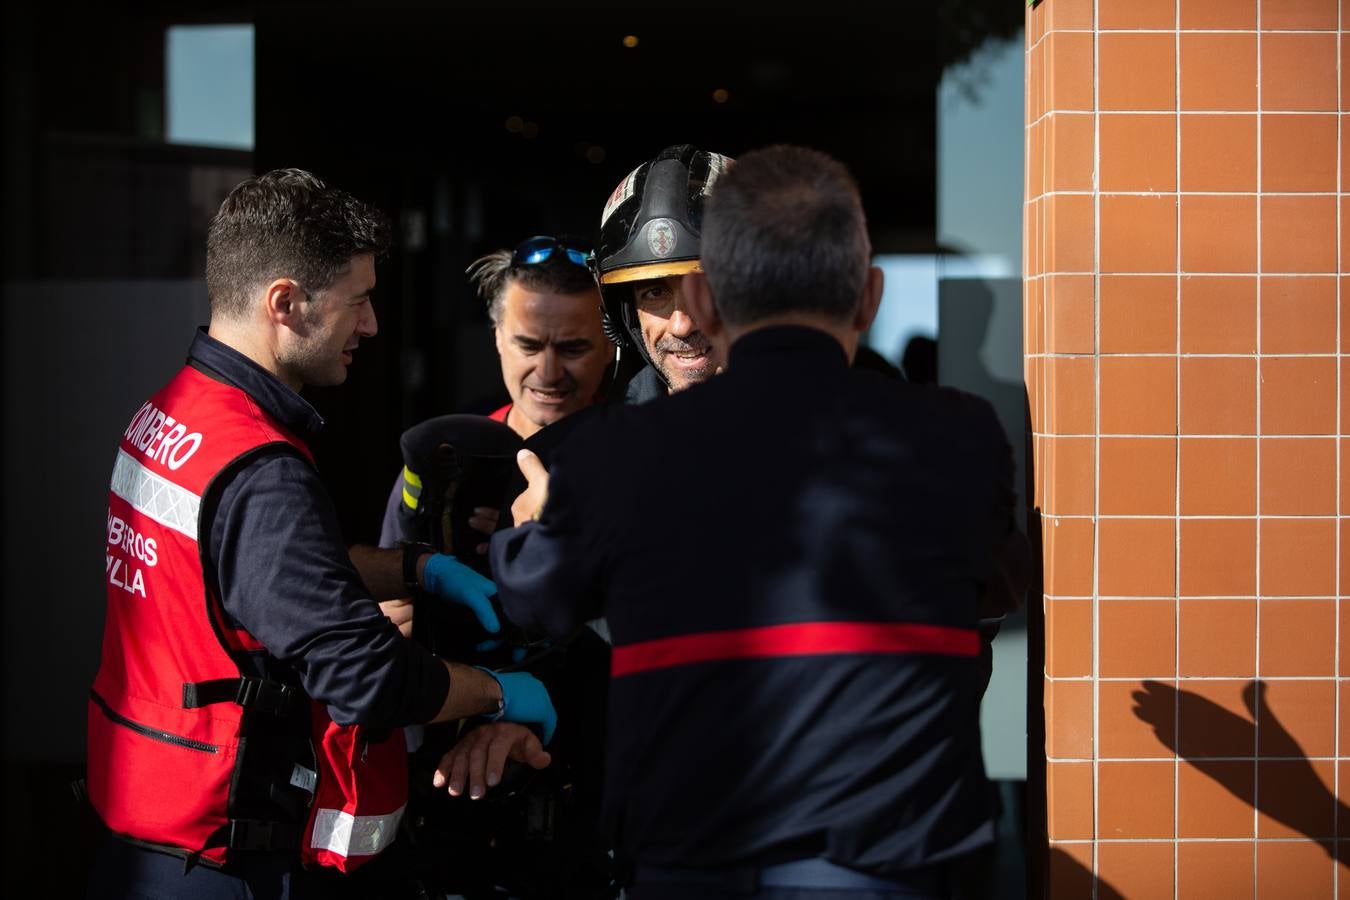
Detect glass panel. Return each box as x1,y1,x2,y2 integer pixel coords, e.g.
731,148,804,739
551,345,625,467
165,25,254,150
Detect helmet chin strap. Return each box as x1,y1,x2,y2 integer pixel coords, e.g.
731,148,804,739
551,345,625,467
620,301,666,387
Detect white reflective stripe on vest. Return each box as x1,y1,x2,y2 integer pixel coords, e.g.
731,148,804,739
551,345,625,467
309,805,405,858
109,449,202,540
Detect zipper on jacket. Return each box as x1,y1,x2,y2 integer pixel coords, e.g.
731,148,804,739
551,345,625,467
91,690,219,754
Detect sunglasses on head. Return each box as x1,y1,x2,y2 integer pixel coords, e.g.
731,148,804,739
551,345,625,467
511,235,591,269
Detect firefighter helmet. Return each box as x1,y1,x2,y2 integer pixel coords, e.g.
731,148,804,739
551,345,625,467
590,144,732,361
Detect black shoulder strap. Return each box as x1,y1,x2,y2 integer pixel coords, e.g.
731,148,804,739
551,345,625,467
182,677,299,716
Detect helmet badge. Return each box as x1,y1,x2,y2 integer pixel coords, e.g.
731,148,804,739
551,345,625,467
647,218,677,258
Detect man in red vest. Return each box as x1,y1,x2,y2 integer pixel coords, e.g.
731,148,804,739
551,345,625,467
86,169,556,899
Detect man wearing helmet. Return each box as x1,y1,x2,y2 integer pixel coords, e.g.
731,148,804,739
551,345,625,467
475,145,1029,898
428,146,735,801
592,144,733,399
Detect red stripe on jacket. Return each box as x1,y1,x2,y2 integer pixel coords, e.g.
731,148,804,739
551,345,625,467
611,621,979,677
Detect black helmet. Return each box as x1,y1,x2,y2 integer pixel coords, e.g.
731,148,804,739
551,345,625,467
590,144,733,360
396,414,522,575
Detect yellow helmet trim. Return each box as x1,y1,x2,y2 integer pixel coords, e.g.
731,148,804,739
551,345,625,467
599,259,702,285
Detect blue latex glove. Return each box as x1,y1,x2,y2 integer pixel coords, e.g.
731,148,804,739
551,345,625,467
421,554,500,634
477,668,557,745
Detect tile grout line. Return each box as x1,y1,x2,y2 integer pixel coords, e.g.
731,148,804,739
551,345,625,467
1253,6,1263,889
1041,434,1335,453
1054,755,1349,763
1041,513,1341,519
1034,352,1342,358
1334,5,1342,898
1034,9,1056,875
1047,186,1350,194
1031,110,1350,131
1043,0,1051,504
1031,272,1339,279
1173,5,1181,891
1053,837,1346,844
1051,28,1343,35
1051,596,1344,603
1092,3,1101,893
1027,108,1350,132
1049,673,1350,682
1038,0,1046,560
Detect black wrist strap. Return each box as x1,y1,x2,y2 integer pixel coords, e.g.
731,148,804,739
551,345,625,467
401,541,433,594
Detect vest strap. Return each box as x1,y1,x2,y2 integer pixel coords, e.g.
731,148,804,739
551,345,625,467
182,677,298,715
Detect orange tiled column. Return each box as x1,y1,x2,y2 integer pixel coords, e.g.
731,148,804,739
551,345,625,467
1027,0,1350,896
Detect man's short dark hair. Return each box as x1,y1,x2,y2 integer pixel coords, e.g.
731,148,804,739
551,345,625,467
467,248,598,326
206,168,391,319
701,145,871,326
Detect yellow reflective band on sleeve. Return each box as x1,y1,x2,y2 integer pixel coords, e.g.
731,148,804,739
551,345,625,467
401,466,423,511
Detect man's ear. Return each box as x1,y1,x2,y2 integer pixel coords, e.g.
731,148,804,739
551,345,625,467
683,271,723,337
854,266,884,333
264,278,306,328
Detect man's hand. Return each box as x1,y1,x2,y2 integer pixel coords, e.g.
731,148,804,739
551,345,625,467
419,554,501,633
378,598,414,638
509,449,550,526
432,722,552,800
469,506,501,556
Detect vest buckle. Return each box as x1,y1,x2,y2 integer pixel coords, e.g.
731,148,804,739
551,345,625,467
235,677,296,715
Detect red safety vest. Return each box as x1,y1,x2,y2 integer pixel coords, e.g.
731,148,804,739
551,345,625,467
88,364,407,871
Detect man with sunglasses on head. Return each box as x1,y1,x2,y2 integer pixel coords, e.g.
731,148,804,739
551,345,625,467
475,236,616,438
377,235,613,550
370,235,618,898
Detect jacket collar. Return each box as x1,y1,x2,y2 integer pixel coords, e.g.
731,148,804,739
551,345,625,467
187,328,325,436
727,325,849,371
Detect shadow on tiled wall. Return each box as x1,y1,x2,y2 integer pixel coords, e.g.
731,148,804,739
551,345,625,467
1132,680,1347,864
1048,846,1124,899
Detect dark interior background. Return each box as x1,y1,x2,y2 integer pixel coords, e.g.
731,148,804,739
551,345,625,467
1,3,1023,895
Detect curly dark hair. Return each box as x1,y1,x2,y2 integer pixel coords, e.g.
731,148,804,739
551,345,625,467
206,168,391,319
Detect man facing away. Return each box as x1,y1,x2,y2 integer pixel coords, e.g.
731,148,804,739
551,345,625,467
486,145,1029,899
86,169,554,899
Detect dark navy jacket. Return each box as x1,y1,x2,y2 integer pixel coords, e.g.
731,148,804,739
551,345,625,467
490,325,1026,875
190,329,449,728
621,364,666,405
